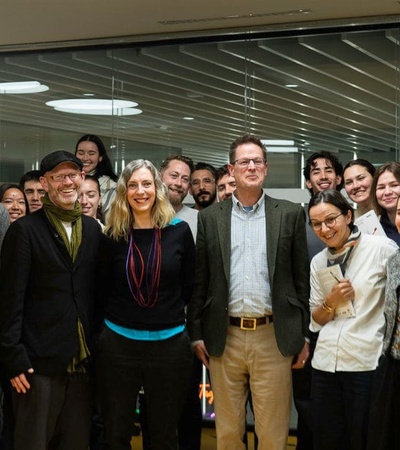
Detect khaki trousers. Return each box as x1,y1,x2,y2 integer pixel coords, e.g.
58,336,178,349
209,323,292,450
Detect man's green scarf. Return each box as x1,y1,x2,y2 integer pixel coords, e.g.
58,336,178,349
42,193,89,373
41,194,82,262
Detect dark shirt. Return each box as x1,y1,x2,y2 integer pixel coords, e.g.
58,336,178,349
380,212,400,247
99,219,195,331
305,209,325,261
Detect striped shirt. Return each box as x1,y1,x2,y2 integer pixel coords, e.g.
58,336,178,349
229,192,272,317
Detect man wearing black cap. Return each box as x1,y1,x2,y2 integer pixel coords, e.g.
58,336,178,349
0,151,102,450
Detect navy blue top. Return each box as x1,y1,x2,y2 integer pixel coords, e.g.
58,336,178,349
380,213,400,247
99,220,195,330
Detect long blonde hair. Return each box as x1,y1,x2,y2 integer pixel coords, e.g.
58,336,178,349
105,159,175,240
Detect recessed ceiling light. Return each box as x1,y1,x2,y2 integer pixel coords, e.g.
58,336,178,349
265,146,299,153
83,93,95,97
45,99,142,116
261,139,298,153
285,84,299,88
261,139,295,146
183,116,194,120
0,81,49,94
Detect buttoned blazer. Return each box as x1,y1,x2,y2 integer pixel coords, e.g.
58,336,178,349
0,209,102,378
187,194,310,357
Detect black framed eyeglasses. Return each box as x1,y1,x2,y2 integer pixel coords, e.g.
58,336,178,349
309,213,344,231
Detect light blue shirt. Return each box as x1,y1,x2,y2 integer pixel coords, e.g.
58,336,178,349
229,192,272,317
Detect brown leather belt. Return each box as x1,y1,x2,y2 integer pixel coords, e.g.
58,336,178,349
229,316,273,331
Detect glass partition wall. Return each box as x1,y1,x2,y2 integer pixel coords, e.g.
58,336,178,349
0,25,399,194
1,21,400,428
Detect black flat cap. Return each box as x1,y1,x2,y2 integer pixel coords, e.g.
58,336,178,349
40,151,83,175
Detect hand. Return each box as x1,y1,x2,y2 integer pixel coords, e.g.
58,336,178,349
292,341,310,370
328,279,355,307
193,341,210,369
10,368,34,394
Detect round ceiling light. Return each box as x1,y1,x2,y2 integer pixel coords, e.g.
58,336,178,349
46,99,142,116
0,81,49,94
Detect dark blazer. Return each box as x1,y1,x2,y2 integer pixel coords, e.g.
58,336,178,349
0,209,101,378
187,194,310,358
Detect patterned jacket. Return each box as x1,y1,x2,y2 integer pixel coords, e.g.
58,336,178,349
383,249,400,358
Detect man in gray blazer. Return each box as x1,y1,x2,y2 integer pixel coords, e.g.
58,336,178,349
187,135,310,450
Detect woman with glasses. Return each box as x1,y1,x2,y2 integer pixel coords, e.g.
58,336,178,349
308,189,397,450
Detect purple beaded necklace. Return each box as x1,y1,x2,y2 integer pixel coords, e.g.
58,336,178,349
126,228,162,308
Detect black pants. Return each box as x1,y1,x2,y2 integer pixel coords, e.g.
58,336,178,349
292,332,317,450
96,326,193,450
367,356,400,450
12,372,92,450
177,356,203,450
140,357,203,450
311,369,374,450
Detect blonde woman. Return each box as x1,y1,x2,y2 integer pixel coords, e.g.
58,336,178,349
96,159,195,450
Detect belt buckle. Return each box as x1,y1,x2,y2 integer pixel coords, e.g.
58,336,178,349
240,318,257,331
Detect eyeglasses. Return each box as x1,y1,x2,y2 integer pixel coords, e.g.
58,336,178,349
191,178,215,187
49,172,82,182
309,213,344,231
232,158,266,168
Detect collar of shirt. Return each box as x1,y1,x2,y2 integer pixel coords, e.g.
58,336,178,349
232,191,265,214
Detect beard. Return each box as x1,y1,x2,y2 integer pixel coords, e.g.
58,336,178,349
194,190,216,208
168,191,185,207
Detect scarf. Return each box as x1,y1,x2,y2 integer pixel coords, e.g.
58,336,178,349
41,194,82,262
42,194,89,373
327,225,361,275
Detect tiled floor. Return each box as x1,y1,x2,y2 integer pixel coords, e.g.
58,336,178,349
130,427,297,449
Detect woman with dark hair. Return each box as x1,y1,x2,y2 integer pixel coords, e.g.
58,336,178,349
75,134,118,218
371,161,400,245
343,158,376,218
0,184,29,447
96,159,195,450
0,183,29,223
78,175,104,228
308,189,397,450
